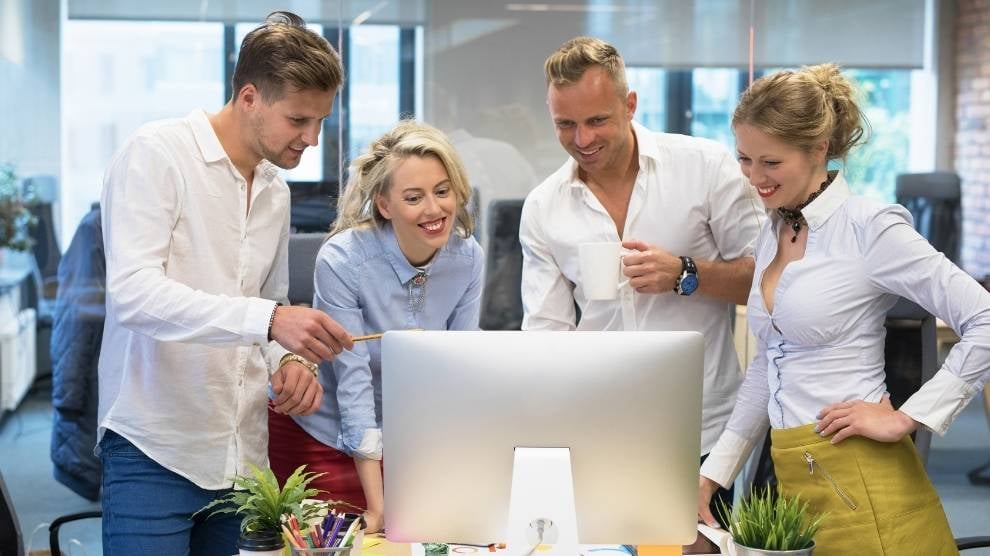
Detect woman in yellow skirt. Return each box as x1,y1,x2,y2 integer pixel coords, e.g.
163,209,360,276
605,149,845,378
697,64,990,555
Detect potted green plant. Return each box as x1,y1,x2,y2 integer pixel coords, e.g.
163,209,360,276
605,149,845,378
197,464,337,556
715,486,826,555
0,163,38,260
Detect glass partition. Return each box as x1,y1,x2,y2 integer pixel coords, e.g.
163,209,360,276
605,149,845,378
60,0,934,241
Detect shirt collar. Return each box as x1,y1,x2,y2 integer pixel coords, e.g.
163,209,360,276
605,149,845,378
563,120,659,190
188,109,226,163
188,109,281,186
378,223,441,285
772,171,851,231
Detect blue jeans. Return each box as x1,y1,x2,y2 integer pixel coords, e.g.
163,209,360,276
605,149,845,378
100,429,242,556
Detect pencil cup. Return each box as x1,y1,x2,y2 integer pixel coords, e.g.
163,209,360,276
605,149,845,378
289,529,363,555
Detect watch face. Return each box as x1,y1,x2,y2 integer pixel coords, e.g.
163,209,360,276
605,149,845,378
680,274,699,295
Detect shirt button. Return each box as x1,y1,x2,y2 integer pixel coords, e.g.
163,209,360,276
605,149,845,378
240,184,246,191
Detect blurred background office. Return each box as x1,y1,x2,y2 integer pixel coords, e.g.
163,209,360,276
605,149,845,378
1,0,988,554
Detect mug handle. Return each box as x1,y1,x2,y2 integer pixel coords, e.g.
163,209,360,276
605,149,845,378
617,248,636,291
697,523,734,556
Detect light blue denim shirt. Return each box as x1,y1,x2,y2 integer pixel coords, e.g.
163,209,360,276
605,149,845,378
292,222,484,458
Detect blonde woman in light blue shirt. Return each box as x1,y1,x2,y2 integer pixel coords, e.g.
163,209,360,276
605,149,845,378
699,64,990,555
268,120,483,535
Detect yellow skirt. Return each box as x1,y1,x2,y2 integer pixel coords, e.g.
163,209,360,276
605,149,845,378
770,424,957,556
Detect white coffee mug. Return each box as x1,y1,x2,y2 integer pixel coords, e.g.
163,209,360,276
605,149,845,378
578,242,630,300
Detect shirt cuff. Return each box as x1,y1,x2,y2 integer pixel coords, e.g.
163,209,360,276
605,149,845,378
899,368,980,436
700,428,759,488
263,342,291,378
351,428,382,460
245,298,279,346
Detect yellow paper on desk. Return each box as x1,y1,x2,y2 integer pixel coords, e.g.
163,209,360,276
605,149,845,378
636,546,681,556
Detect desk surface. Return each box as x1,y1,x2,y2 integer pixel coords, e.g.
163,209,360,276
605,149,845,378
359,536,719,555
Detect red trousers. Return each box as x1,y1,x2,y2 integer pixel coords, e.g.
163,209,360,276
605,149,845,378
267,406,368,511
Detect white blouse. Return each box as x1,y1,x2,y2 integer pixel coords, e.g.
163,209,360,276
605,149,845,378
701,173,990,487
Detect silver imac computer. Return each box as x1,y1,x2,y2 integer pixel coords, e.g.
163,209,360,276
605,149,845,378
381,330,703,551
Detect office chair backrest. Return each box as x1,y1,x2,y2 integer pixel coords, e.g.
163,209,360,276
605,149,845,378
479,199,525,330
895,172,961,264
0,470,24,556
884,297,938,466
287,232,326,306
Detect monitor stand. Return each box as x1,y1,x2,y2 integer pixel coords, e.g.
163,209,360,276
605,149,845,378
506,447,579,555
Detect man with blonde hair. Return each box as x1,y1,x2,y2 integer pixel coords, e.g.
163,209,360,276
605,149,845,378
98,12,352,554
520,36,762,529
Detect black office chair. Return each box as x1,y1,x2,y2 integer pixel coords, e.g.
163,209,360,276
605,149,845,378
48,510,102,555
895,172,962,264
479,199,525,330
884,297,937,465
0,470,23,556
287,232,326,306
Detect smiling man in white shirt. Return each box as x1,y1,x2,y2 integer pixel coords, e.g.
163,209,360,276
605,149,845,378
97,12,353,555
520,36,764,530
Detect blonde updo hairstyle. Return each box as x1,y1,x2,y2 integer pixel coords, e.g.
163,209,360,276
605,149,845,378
332,120,475,237
732,63,869,163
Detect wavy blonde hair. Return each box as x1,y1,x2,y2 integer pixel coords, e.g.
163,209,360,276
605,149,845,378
332,120,474,237
733,63,869,162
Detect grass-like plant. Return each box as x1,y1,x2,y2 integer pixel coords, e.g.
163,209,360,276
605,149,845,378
718,486,825,551
197,464,339,532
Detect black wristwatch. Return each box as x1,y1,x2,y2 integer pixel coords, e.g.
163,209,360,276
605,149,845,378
674,256,699,296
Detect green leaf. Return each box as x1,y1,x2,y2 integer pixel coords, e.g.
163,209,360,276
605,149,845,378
192,463,347,533
722,485,825,550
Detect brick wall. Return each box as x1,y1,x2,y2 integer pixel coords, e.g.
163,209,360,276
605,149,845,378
956,0,990,279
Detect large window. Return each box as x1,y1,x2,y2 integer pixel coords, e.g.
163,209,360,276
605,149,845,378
627,68,667,132
61,17,922,245
844,69,914,202
348,25,402,161
627,66,915,203
691,69,742,150
62,20,224,247
62,19,417,242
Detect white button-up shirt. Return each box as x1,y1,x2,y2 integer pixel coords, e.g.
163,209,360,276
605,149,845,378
701,173,990,487
98,110,290,490
519,122,765,454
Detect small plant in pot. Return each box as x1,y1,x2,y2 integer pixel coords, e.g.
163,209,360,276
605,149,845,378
197,464,338,556
0,163,38,256
716,486,826,555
